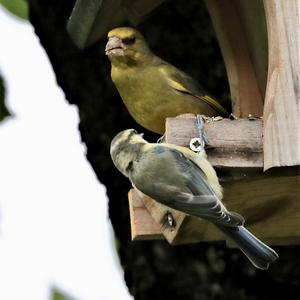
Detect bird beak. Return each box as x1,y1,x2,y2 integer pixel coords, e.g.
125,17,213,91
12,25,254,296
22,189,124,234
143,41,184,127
105,36,125,56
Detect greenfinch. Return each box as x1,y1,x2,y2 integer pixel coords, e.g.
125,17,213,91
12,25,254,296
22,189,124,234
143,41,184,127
105,27,228,134
110,129,279,269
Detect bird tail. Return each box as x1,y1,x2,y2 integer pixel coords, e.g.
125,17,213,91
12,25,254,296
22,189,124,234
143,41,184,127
217,225,279,270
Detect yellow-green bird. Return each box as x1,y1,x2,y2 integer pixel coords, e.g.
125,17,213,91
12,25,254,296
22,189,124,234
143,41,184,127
105,27,228,134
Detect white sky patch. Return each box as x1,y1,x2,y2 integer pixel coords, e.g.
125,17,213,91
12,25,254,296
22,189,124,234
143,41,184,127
0,7,132,300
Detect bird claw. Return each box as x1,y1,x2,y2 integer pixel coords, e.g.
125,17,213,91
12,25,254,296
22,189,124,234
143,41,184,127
157,134,165,143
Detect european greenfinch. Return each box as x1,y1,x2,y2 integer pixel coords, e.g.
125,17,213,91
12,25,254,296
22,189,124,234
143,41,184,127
110,129,279,269
105,27,228,134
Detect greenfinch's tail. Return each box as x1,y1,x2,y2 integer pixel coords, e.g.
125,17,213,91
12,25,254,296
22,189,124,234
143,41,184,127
201,95,228,116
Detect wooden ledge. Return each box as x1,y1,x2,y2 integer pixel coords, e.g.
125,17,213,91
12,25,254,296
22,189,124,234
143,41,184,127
129,171,300,246
128,116,300,246
166,116,263,169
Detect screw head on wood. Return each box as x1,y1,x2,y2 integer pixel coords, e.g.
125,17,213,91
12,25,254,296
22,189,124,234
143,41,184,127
190,137,204,152
161,211,176,229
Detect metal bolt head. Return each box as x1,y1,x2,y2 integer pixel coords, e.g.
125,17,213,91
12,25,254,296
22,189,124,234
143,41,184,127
229,113,238,120
167,213,174,227
161,211,176,229
190,137,204,152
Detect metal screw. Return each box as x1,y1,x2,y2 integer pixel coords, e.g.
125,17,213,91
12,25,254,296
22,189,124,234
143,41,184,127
161,211,176,229
229,113,238,120
190,137,204,152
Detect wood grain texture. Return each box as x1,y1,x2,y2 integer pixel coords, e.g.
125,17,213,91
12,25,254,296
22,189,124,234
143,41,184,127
128,189,163,240
129,171,300,246
205,0,266,117
166,116,263,168
263,0,300,170
128,115,300,245
142,192,186,244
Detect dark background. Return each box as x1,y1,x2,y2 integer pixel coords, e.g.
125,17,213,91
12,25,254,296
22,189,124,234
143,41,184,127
29,0,300,299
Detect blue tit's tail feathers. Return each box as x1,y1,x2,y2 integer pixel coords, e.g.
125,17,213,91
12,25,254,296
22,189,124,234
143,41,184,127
217,225,279,270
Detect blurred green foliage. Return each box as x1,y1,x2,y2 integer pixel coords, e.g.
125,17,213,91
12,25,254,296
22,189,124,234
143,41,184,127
0,74,10,122
0,0,27,122
51,289,73,300
0,0,28,20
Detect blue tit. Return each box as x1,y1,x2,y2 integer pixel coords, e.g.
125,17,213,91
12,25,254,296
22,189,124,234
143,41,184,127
110,129,279,270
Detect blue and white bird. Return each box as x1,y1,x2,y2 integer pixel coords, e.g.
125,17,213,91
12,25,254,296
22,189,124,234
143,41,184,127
110,129,279,270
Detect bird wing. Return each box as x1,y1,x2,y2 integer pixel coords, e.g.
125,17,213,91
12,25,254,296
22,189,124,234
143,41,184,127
158,63,228,116
131,146,243,227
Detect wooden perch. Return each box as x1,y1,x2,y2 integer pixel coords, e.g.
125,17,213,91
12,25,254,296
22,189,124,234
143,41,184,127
128,116,300,246
166,116,263,169
128,189,162,240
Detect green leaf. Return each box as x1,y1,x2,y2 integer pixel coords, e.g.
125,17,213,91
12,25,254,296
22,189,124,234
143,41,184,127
0,74,10,122
0,0,28,20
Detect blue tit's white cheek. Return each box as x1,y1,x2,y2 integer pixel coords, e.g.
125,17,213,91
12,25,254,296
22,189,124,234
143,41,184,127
116,152,134,176
111,130,132,153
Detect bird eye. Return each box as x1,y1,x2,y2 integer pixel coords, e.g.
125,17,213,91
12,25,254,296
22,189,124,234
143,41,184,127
122,37,136,45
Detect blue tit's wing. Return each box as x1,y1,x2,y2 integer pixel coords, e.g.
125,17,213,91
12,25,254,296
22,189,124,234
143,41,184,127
158,63,228,116
164,148,244,227
131,145,244,227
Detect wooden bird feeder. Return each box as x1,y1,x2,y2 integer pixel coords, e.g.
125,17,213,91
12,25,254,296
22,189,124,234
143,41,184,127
127,0,300,246
67,1,299,245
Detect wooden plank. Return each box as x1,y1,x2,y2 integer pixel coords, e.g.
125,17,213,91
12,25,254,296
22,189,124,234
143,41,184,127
208,172,300,245
67,0,124,49
128,189,163,240
234,0,268,98
128,115,300,245
67,0,165,49
263,0,300,170
166,116,263,169
129,172,300,246
142,192,188,244
205,0,266,117
124,0,165,25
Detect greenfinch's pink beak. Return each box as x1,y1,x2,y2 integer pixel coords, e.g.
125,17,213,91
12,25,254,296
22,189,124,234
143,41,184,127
105,36,125,56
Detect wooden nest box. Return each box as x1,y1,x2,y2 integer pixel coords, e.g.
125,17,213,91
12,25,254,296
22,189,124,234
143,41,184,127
128,0,300,246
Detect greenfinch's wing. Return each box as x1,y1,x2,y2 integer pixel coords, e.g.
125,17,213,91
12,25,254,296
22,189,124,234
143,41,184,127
159,63,228,116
